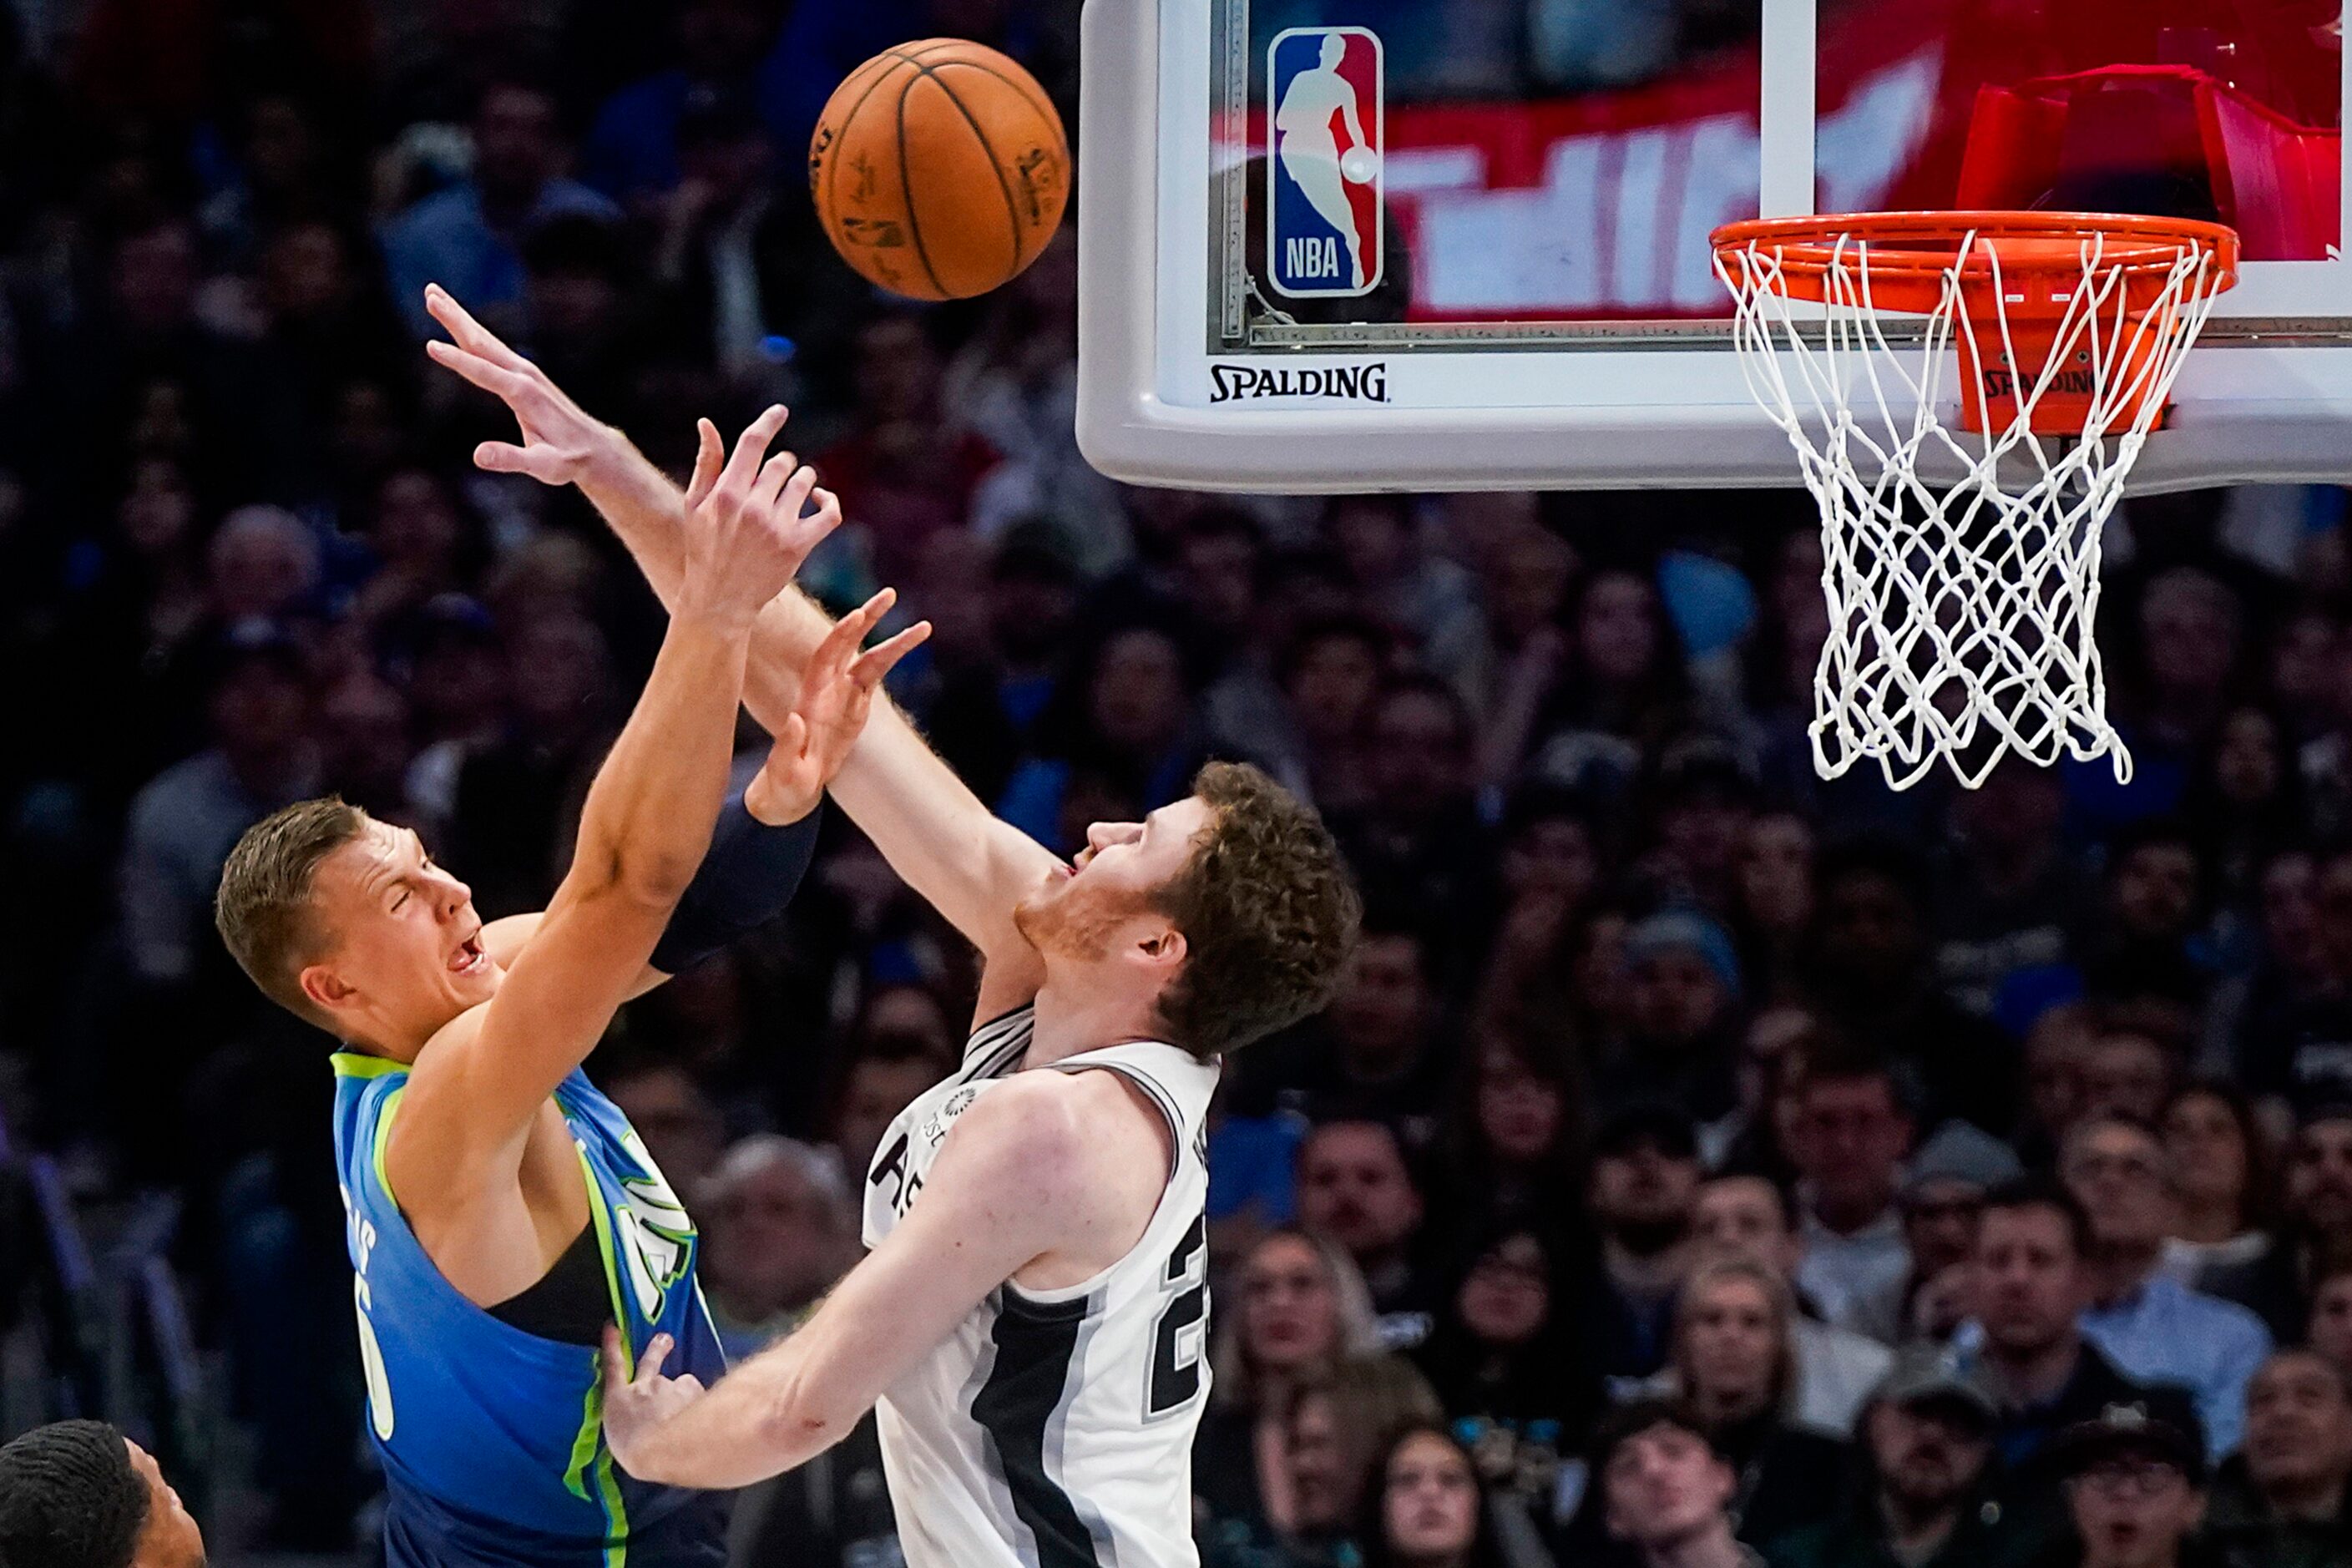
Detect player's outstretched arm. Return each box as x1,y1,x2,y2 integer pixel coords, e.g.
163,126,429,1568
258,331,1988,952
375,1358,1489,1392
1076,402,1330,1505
598,1073,1159,1487
423,286,1062,981
388,412,824,1212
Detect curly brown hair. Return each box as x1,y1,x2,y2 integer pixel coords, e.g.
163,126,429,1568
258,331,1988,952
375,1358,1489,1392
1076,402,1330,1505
1150,761,1361,1059
215,796,367,1026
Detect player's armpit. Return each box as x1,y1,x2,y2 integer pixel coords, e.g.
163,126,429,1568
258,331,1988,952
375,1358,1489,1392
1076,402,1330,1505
602,1077,1104,1488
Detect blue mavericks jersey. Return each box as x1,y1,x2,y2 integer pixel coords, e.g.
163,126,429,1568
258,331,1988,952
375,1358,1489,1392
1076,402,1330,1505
331,1053,729,1567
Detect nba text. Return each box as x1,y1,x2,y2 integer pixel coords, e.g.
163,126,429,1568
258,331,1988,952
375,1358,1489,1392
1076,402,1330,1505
1208,362,1391,403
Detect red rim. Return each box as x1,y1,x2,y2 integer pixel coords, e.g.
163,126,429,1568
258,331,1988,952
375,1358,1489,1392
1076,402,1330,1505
1711,210,2239,290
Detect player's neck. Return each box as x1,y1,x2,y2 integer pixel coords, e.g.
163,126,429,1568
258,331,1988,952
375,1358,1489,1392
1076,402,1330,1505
1024,968,1166,1068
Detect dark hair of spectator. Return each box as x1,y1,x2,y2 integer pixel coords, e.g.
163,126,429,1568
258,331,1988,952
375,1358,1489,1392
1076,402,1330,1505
214,795,368,1025
1277,610,1393,687
1813,834,1935,913
1588,1397,1722,1477
1981,1176,2096,1259
1356,1420,1506,1568
0,1421,149,1568
1150,761,1362,1057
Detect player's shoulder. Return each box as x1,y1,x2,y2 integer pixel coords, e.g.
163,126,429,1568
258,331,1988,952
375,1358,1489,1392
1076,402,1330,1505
943,1070,1162,1188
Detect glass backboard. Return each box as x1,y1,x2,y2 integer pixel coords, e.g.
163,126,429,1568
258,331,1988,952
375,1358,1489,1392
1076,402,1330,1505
1075,0,2352,491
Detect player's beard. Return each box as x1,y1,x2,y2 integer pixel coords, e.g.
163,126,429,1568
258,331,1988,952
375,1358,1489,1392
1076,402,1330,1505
1015,879,1152,962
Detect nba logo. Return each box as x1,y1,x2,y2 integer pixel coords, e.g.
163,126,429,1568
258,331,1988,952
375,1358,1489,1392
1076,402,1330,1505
1267,27,1383,298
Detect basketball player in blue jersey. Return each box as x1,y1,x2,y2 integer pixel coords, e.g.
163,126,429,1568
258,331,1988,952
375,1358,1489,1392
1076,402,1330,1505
426,285,1361,1568
211,399,926,1568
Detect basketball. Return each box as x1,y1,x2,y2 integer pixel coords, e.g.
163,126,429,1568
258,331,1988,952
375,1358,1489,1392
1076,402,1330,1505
808,40,1070,301
1340,146,1378,184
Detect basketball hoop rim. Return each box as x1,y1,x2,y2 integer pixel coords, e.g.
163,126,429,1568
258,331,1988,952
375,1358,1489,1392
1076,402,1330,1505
1711,210,2241,297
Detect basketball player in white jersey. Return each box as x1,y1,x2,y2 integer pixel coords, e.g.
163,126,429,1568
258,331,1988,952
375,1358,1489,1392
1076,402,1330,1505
421,286,1362,1568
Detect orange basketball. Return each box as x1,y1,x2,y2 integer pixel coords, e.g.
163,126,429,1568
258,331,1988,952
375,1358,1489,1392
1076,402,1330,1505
808,40,1070,301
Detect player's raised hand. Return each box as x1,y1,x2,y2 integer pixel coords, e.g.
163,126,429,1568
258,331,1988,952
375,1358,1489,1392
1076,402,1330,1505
678,409,837,628
422,284,627,488
599,1328,707,1484
746,587,932,824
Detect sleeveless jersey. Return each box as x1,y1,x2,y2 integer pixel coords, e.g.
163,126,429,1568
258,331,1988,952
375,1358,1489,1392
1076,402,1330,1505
861,1007,1217,1568
330,1052,729,1567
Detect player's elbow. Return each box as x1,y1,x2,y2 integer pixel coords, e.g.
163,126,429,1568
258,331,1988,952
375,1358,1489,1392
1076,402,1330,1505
755,1369,846,1465
576,836,702,912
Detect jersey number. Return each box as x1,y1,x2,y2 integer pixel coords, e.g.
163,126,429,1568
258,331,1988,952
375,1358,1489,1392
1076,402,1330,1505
1147,1214,1208,1417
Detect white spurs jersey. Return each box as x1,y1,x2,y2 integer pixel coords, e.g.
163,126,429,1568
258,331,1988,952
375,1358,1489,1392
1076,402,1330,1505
861,1005,1217,1568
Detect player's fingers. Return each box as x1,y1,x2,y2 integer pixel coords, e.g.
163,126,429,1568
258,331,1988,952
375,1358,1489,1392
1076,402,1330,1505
718,406,787,497
424,284,533,371
749,452,799,514
473,441,567,482
685,419,725,508
676,1374,707,1397
600,1325,629,1388
852,620,932,690
635,1333,675,1384
771,711,809,759
774,462,820,525
796,482,842,544
426,339,529,401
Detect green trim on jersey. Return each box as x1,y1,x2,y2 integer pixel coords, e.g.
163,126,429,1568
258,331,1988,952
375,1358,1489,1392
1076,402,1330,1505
330,1050,406,1080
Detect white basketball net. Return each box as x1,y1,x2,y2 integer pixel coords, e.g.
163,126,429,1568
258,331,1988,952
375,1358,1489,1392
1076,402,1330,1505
1717,227,2228,791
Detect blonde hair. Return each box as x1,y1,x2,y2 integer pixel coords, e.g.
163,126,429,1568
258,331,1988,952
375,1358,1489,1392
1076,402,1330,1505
1671,1256,1799,1419
1211,1226,1385,1411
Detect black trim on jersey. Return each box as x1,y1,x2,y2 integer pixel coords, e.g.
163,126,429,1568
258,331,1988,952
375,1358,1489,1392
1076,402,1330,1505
1055,1062,1182,1181
959,1009,1035,1084
971,1291,1103,1568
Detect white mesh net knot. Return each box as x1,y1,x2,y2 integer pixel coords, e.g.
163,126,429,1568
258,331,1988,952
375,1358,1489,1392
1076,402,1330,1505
1716,221,2230,791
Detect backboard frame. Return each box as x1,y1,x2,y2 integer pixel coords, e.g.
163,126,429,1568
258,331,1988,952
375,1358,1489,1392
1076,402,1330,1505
1075,0,2352,493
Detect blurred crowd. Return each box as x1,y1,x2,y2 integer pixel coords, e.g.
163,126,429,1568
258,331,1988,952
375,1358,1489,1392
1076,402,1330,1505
7,3,2352,1568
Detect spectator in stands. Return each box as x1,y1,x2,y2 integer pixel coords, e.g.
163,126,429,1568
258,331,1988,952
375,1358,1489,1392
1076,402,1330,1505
1436,1029,1586,1247
1358,1422,1508,1568
2057,1408,2209,1568
1198,1227,1387,1545
2062,1114,2273,1458
2206,1107,2352,1341
118,625,321,985
2224,847,2330,1090
580,0,775,205
696,1135,857,1358
2311,1262,2352,1376
998,621,1206,852
1806,839,2018,1134
1252,1358,1447,1568
1786,1054,1914,1336
2079,820,2218,1008
1662,1256,1849,1546
1734,810,1816,1006
1964,1180,2203,1550
1410,1224,1596,1517
1766,1347,2010,1568
1294,923,1452,1146
2079,1005,2188,1125
1525,568,1689,793
1591,1400,1751,1568
2161,1080,2279,1284
1637,746,1757,917
1690,1171,1891,1434
379,74,621,339
1596,909,1743,1128
2205,1348,2352,1568
1295,1118,1439,1329
1933,761,2086,1019
1330,676,1500,981
0,1419,205,1568
1571,1107,1702,1388
1850,1120,2023,1345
